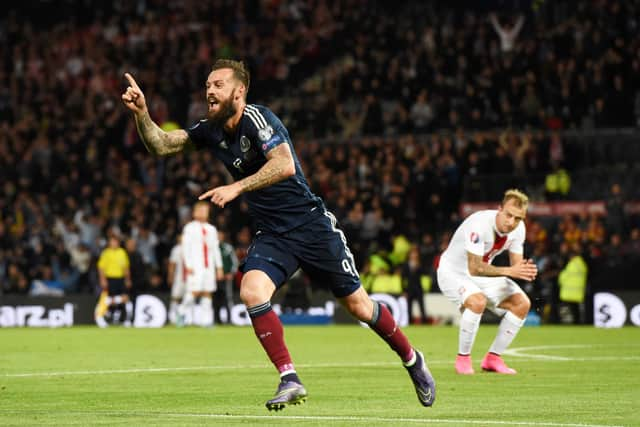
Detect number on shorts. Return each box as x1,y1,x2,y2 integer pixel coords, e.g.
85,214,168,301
341,258,359,277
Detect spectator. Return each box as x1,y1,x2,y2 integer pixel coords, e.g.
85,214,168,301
557,243,588,324
409,90,434,133
605,183,626,235
489,13,524,54
401,246,429,324
0,0,639,307
545,162,571,200
125,237,147,294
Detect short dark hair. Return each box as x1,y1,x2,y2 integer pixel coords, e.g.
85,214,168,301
212,59,250,94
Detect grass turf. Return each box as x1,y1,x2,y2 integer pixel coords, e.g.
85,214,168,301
0,325,638,426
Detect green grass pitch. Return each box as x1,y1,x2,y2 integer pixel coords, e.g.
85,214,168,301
1,325,638,426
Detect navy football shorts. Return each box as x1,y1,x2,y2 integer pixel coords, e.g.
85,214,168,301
242,210,361,298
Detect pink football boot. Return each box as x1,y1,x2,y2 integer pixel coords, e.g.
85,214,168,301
455,354,475,375
481,353,517,374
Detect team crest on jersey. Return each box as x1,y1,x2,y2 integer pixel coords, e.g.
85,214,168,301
219,140,228,149
470,232,479,243
258,126,274,142
240,136,251,152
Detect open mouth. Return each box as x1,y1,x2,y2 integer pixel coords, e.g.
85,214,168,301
208,98,219,109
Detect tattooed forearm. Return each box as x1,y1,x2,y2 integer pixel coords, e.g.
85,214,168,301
237,144,295,192
134,112,191,156
238,157,291,192
467,253,510,277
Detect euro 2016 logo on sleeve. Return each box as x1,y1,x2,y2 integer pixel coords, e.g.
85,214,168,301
470,232,479,243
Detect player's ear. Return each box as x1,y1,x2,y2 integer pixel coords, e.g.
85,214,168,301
237,84,246,100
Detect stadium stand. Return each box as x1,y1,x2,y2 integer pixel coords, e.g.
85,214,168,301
1,1,639,324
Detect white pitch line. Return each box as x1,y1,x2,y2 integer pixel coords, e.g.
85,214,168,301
4,350,640,378
0,410,625,427
161,413,624,427
157,413,627,427
504,344,640,361
2,365,255,378
1,361,444,378
504,356,640,362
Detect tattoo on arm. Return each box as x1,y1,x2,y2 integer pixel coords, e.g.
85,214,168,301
237,143,295,193
135,111,193,155
467,252,509,277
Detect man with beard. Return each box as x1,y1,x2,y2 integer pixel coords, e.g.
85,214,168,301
121,59,435,410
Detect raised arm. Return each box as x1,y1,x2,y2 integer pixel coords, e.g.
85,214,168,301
489,13,505,37
511,15,524,37
198,143,295,208
121,73,194,156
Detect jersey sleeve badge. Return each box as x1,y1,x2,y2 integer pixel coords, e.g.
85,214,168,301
258,126,274,141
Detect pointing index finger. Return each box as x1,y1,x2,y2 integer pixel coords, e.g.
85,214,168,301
124,73,140,90
198,190,212,200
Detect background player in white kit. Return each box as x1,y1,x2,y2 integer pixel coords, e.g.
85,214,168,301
178,201,224,327
167,235,185,324
437,189,537,374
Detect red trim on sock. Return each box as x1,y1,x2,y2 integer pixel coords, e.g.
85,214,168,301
250,309,293,373
371,303,414,363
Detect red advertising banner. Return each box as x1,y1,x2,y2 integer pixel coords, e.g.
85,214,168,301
460,201,640,217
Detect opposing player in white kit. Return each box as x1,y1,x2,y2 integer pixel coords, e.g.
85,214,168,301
168,235,186,324
437,189,537,374
178,201,224,327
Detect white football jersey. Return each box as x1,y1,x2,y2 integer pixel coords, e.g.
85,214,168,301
438,210,525,275
182,221,223,272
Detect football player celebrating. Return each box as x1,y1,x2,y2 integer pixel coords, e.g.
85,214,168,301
122,59,435,410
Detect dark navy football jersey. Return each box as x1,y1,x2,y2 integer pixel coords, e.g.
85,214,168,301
186,104,324,234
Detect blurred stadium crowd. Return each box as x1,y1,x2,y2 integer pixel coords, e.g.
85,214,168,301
1,1,639,321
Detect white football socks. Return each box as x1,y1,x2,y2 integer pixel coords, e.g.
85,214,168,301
459,309,482,355
169,301,178,324
489,311,525,355
96,316,108,328
179,292,195,324
402,350,417,367
199,296,214,327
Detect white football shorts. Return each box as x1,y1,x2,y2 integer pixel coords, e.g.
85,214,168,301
185,268,217,293
437,268,525,313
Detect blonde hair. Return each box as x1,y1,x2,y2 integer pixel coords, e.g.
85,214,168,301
502,189,529,209
194,200,210,210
